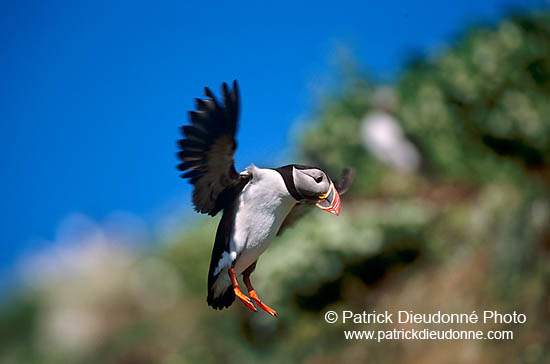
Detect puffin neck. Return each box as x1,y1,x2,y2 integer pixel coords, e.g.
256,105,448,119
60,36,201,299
273,166,304,201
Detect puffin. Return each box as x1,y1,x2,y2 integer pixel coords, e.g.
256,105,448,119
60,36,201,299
177,81,354,316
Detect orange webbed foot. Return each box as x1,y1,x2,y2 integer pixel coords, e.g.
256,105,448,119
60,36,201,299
229,268,257,312
248,290,278,317
234,287,257,312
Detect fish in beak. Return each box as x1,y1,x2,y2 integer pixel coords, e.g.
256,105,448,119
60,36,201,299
316,182,341,215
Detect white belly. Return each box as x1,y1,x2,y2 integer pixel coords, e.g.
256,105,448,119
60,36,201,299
210,166,296,298
231,169,296,275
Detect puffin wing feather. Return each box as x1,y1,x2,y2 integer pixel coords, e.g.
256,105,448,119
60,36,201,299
334,167,356,195
177,81,241,216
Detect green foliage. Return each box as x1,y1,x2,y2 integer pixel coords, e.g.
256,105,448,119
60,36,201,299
301,12,549,190
398,12,550,181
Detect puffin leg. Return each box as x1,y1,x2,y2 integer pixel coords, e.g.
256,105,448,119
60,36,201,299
228,268,257,312
243,274,278,317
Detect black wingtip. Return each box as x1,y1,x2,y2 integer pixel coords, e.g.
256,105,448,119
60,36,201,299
204,86,216,100
194,98,206,110
221,82,230,102
335,166,356,195
232,80,239,102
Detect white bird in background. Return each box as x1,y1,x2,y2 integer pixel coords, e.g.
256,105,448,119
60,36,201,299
360,87,421,173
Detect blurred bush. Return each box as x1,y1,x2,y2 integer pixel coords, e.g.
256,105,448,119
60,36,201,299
301,12,549,188
1,10,548,364
398,12,550,182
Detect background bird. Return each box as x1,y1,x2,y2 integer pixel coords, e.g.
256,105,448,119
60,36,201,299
176,81,354,316
360,86,423,174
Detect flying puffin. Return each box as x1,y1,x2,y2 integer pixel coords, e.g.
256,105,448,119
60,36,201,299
177,81,354,317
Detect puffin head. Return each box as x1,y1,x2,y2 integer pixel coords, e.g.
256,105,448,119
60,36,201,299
276,164,341,215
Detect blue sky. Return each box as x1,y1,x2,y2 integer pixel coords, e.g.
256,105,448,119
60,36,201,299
0,0,542,285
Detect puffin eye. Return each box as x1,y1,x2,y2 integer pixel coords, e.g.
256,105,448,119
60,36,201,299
314,175,323,183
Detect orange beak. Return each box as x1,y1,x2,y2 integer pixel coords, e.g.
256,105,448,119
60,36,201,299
315,183,341,216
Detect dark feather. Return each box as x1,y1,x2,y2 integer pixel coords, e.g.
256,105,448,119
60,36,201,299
181,125,211,143
195,98,217,114
203,87,221,110
178,150,204,160
206,206,235,309
177,81,242,216
182,169,201,179
207,287,235,310
334,167,356,194
177,139,205,150
206,177,250,310
188,111,209,127
177,160,201,171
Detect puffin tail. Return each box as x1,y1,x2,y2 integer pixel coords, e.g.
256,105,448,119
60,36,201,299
207,279,235,310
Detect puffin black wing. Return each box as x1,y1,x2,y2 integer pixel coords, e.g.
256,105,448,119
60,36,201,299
177,80,241,216
277,167,356,235
333,166,356,195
